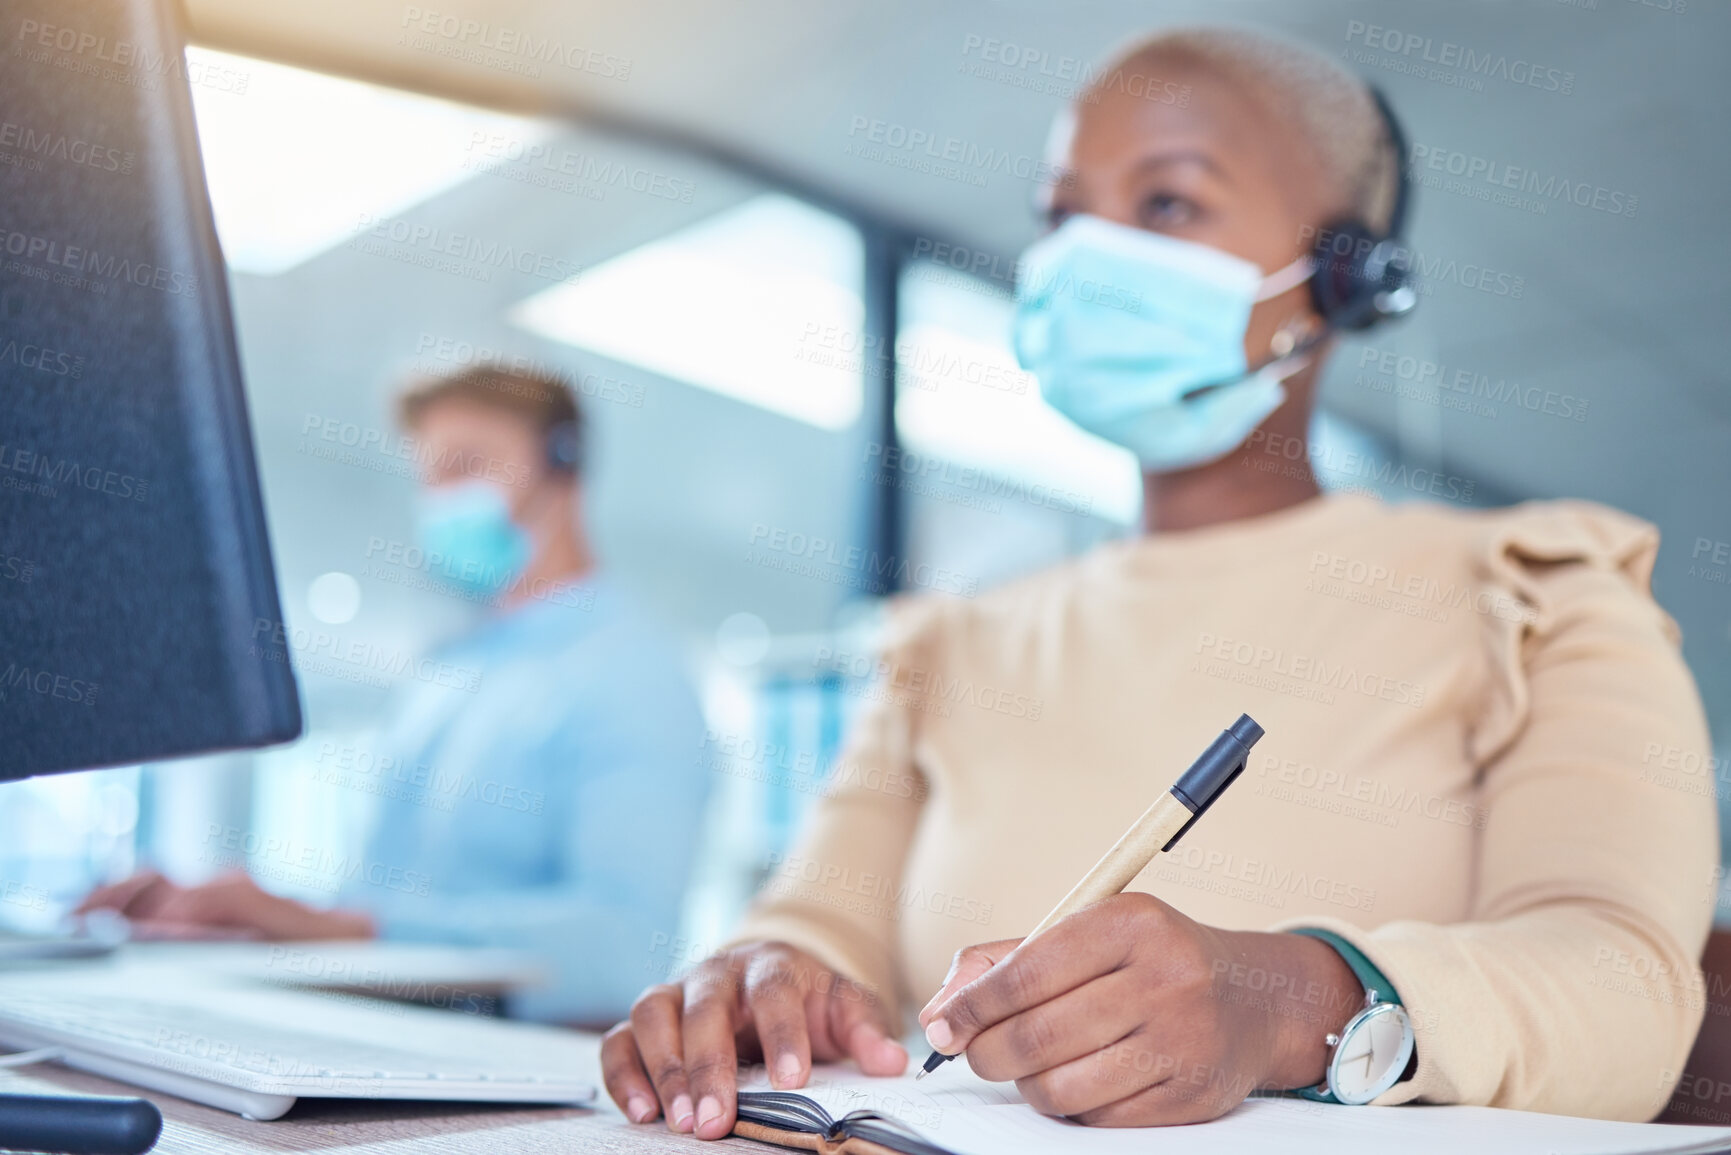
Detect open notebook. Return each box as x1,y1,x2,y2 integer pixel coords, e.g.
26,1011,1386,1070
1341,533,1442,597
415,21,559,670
732,1064,1731,1155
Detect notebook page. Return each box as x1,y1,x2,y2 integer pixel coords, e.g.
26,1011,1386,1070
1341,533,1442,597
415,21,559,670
745,1064,1731,1155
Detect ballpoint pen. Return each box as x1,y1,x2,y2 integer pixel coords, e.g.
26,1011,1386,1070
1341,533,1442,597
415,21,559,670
917,713,1264,1078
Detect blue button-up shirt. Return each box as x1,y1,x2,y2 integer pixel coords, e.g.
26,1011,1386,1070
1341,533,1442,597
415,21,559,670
338,576,708,1023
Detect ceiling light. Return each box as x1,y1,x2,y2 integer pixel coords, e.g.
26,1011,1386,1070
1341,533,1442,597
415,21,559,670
186,46,547,275
509,194,865,430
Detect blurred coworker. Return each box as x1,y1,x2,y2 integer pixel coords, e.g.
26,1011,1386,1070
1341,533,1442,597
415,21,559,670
600,26,1716,1137
82,365,709,1024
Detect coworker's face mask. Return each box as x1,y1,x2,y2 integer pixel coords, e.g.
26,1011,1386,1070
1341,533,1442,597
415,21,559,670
1013,214,1314,472
414,481,532,598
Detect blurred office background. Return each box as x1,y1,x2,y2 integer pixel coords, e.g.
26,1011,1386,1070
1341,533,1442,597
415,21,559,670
3,0,1727,950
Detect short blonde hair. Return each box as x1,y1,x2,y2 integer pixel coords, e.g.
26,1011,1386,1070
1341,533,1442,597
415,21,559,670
1097,25,1401,233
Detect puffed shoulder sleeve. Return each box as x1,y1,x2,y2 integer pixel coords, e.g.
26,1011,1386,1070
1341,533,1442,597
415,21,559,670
1279,499,1718,1121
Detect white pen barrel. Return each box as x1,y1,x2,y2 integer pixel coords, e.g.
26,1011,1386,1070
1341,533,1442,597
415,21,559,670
1024,791,1196,940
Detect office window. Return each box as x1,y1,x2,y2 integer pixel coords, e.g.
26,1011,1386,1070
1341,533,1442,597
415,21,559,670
891,258,1140,593
0,767,139,931
31,48,886,940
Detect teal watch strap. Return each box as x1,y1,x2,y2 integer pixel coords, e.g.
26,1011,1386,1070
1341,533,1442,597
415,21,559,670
1291,927,1403,1006
1289,928,1405,1103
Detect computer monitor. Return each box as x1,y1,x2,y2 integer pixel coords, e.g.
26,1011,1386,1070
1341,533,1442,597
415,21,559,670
0,0,301,779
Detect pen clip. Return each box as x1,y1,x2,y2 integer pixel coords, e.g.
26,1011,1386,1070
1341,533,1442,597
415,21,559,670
1160,714,1262,853
1161,756,1245,853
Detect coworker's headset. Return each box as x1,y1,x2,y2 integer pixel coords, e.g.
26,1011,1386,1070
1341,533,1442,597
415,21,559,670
1305,86,1417,333
544,420,582,476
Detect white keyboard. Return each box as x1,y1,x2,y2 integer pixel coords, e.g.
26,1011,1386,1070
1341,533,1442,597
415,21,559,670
0,982,595,1120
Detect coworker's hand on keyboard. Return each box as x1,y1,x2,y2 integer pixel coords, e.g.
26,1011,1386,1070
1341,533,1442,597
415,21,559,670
601,940,906,1140
76,870,375,941
915,893,1365,1126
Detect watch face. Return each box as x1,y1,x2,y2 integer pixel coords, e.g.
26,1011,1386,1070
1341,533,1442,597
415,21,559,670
1327,1003,1414,1105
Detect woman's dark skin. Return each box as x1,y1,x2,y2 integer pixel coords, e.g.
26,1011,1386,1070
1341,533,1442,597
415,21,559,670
600,48,1368,1137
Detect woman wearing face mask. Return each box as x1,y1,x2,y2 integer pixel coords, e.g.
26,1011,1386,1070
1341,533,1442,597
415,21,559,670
602,26,1714,1135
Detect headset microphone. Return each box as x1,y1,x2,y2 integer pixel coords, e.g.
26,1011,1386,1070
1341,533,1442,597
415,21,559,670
1176,327,1332,403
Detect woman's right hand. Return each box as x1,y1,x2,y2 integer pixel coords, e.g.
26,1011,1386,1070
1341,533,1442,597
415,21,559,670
600,940,907,1140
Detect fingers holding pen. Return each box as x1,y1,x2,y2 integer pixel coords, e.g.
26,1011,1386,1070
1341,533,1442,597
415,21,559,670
924,902,1138,1059
917,938,1022,1038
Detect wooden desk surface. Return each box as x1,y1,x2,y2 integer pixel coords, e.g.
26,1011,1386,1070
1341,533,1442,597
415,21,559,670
0,1047,769,1154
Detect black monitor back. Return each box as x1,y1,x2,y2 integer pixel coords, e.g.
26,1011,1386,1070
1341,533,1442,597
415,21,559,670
0,0,301,777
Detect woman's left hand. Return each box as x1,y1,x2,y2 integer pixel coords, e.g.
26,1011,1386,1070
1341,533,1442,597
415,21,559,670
916,892,1363,1125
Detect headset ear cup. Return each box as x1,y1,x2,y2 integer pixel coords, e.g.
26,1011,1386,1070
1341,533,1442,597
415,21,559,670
1310,220,1380,331
1307,86,1418,333
546,422,582,474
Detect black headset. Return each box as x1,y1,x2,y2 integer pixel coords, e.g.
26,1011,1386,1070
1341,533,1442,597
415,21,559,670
1306,87,1417,333
545,420,582,475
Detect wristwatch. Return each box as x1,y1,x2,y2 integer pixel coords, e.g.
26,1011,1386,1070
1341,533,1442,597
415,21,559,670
1290,928,1414,1106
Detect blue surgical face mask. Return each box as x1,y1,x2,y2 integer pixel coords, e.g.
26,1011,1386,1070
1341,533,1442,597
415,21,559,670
1013,214,1315,472
414,481,532,598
